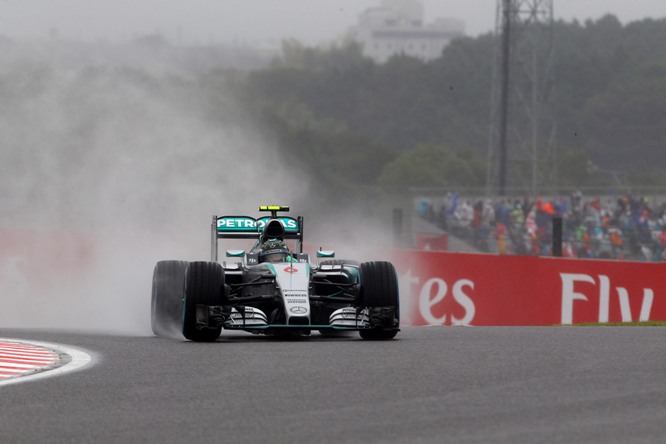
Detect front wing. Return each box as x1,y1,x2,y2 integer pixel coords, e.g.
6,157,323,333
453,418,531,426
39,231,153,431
219,306,372,331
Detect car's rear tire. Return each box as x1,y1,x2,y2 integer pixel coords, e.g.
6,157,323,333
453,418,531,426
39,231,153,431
358,261,400,340
151,260,189,338
182,261,225,342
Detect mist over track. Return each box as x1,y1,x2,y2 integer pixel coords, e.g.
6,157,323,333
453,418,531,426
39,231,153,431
0,42,393,334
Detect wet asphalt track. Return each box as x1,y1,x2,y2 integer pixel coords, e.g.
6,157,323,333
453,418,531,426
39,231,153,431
0,326,664,443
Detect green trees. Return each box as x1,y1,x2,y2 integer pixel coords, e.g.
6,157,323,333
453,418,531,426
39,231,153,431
6,15,663,226
582,60,666,169
378,144,485,191
237,15,666,199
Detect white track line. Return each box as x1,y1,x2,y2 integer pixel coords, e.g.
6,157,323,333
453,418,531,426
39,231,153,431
0,339,93,387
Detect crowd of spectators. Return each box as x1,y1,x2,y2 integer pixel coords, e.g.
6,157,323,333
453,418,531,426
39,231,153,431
417,190,666,261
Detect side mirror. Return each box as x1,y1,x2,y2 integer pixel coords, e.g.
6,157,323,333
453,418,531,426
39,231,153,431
316,250,335,258
226,250,245,258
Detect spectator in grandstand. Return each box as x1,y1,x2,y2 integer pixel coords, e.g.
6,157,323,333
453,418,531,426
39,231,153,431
416,191,666,262
495,220,508,255
658,226,666,261
609,226,624,259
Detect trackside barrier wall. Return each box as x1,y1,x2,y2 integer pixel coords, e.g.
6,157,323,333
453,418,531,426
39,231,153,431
4,226,664,327
389,250,666,326
0,228,93,273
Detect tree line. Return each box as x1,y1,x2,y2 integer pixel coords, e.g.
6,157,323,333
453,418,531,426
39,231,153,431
3,15,665,219
230,15,666,200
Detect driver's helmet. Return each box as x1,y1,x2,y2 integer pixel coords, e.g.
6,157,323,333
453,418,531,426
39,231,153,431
258,239,289,263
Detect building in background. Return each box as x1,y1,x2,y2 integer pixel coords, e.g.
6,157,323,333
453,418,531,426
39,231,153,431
351,0,465,63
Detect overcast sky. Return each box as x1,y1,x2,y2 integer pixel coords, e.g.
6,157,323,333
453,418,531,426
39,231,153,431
2,0,665,45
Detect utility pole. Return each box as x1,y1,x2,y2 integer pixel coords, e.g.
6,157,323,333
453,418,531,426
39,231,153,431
487,0,555,197
498,0,512,196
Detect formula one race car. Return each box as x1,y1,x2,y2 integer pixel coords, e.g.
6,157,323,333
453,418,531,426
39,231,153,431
151,205,399,341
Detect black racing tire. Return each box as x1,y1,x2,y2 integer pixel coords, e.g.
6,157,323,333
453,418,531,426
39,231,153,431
358,261,400,340
319,259,361,266
151,260,189,338
182,261,225,342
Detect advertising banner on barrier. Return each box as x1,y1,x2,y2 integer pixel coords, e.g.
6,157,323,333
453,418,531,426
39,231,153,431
390,251,666,326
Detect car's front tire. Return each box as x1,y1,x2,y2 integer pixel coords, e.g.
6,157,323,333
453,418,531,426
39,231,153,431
358,261,400,340
182,261,225,342
151,260,189,338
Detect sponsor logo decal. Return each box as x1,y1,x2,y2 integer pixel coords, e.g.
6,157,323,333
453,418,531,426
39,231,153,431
284,266,298,273
217,216,299,233
290,307,308,314
287,299,307,304
217,217,258,232
257,217,299,232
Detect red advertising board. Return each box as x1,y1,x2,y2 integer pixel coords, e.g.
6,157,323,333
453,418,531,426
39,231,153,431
390,250,666,326
0,228,94,294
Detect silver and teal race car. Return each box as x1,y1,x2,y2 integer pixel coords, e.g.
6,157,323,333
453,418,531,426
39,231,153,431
151,205,400,342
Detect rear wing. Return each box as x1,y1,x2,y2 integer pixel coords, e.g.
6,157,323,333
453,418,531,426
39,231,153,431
210,212,304,261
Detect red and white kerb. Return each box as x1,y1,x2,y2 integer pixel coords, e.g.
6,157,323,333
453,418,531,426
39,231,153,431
0,341,60,380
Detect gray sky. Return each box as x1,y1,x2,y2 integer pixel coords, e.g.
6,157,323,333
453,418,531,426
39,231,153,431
2,0,665,45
